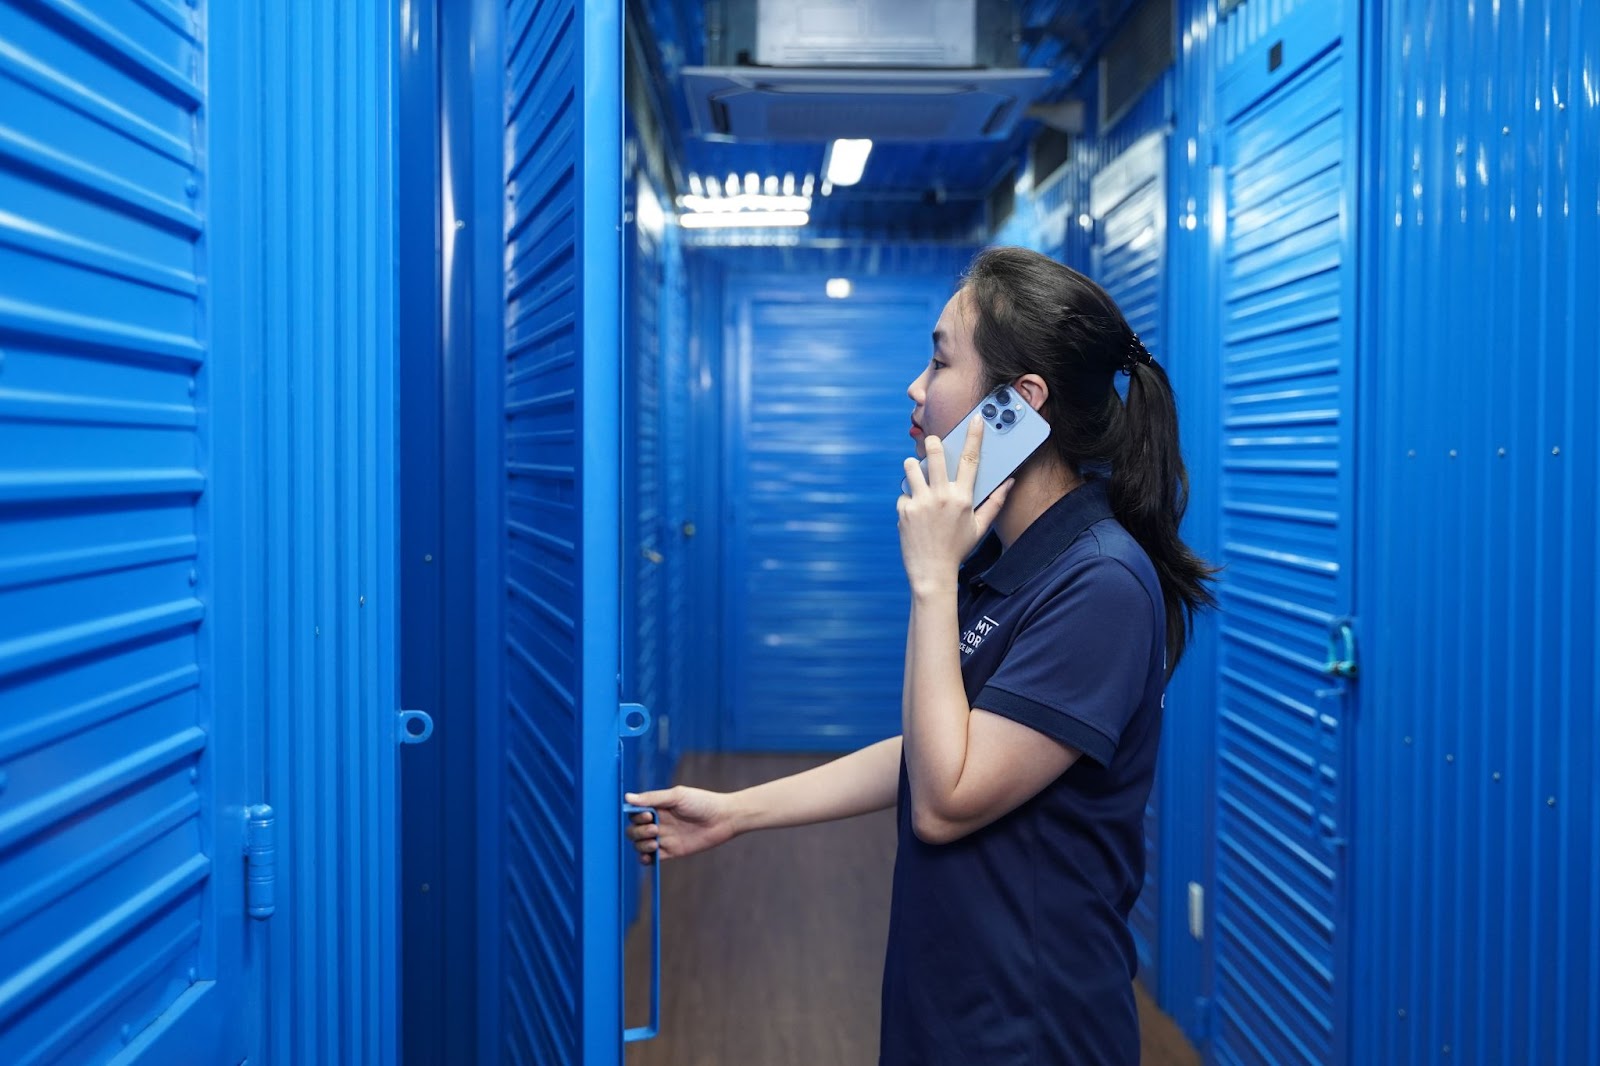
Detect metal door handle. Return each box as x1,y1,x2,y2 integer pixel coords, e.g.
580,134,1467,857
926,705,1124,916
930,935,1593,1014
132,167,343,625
623,802,661,1043
1323,620,1358,679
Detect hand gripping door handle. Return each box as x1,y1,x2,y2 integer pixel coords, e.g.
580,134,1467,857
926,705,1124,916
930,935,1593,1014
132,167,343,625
618,702,660,1043
622,802,661,1043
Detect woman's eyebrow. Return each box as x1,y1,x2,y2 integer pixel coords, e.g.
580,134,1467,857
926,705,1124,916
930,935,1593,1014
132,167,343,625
931,329,946,351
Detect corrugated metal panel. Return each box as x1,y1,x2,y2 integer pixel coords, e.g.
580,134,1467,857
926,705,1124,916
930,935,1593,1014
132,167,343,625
207,2,404,1062
490,0,623,1061
0,2,245,1062
1211,5,1352,1063
1,2,402,1064
722,275,947,750
1357,2,1600,1063
1217,0,1315,69
1090,129,1168,986
496,0,584,1056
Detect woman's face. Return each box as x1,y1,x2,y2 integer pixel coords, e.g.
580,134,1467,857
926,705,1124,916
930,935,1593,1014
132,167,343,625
906,288,986,460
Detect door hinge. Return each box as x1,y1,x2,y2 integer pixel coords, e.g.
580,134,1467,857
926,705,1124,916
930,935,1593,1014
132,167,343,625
246,804,275,920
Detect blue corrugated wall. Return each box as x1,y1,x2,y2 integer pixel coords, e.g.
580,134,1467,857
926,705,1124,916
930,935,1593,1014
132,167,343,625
1357,1,1600,1062
2,2,402,1064
0,3,249,1061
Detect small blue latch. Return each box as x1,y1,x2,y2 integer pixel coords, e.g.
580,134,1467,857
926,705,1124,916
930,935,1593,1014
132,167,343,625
246,804,275,920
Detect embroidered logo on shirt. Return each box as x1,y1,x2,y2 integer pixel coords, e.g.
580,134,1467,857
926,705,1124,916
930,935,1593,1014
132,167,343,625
959,615,1001,657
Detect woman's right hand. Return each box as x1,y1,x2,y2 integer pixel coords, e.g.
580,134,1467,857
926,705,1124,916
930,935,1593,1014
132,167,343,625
625,786,741,865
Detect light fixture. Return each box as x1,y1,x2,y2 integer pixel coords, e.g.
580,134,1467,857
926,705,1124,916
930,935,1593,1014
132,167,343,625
677,193,811,214
826,278,852,299
824,138,872,187
679,211,810,230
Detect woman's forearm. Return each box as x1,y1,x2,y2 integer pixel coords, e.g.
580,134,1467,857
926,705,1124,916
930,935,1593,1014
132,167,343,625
901,585,974,828
730,735,903,834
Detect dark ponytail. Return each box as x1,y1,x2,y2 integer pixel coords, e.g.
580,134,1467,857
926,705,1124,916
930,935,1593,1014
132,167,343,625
962,246,1216,670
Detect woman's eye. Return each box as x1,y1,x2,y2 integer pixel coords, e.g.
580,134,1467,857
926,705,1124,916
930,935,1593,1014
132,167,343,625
930,358,946,371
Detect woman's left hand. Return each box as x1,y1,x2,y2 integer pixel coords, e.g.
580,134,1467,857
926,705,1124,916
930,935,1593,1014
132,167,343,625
898,417,1014,597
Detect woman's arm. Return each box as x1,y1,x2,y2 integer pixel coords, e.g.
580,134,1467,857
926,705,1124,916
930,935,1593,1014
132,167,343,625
730,735,903,833
901,588,1080,845
897,427,1081,845
626,736,903,863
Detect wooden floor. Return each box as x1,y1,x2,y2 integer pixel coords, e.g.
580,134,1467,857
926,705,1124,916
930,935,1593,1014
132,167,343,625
624,753,1200,1066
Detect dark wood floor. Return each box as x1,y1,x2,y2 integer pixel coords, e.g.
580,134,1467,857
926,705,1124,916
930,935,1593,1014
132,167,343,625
624,753,1200,1066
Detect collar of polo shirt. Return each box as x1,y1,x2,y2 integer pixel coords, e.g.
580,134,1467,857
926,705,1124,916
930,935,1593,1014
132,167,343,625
961,478,1116,595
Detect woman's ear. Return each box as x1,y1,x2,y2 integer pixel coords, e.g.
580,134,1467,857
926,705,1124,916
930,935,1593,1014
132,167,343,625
1014,373,1050,412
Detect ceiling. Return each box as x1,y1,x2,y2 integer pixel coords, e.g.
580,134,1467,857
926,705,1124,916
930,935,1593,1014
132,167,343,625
632,0,1144,239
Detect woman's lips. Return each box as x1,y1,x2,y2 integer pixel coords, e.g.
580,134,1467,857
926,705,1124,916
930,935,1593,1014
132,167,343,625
909,423,924,440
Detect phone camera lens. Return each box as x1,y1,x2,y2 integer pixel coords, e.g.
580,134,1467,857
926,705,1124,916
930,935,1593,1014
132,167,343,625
1001,409,1017,425
996,389,1012,406
982,403,998,419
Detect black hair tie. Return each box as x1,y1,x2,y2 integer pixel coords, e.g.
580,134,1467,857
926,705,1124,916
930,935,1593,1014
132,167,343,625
1121,333,1152,375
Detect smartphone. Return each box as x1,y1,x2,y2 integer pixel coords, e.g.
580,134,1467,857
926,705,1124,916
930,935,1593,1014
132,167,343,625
903,383,1051,508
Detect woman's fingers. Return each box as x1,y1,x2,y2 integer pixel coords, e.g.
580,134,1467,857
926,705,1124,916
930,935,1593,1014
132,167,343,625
902,456,927,496
922,434,946,483
956,417,984,489
626,788,677,809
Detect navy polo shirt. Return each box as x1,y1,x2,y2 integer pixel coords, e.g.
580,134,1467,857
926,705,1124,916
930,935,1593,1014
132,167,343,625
880,478,1167,1066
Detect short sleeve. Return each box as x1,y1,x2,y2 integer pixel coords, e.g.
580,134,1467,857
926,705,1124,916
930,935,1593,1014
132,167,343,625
975,557,1157,767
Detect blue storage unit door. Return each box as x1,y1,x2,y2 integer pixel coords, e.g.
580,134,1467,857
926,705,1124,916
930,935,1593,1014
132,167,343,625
722,276,948,750
481,0,627,1062
0,3,249,1062
1090,129,1168,988
1210,3,1356,1063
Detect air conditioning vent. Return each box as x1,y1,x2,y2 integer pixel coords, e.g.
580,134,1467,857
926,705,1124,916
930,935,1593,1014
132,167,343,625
1099,0,1175,131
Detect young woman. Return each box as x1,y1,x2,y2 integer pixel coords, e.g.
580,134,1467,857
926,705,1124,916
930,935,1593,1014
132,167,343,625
626,246,1215,1065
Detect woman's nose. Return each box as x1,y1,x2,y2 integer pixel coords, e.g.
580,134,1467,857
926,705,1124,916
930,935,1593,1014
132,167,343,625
907,368,927,403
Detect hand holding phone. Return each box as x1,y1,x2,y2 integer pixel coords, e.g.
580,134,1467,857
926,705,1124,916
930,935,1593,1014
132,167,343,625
902,384,1050,508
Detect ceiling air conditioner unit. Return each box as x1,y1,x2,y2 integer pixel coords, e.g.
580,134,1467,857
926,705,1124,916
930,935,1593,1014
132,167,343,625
683,0,1050,143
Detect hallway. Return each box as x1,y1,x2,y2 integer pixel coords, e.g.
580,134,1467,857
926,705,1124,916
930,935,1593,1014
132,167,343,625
624,754,1200,1065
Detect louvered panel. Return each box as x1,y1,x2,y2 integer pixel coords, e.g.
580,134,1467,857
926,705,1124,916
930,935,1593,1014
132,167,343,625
497,0,629,1061
1212,39,1349,1066
501,0,582,1059
1091,130,1167,986
725,279,945,750
0,2,246,1062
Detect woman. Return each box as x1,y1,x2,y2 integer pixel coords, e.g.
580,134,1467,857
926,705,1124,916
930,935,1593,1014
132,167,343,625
626,246,1215,1065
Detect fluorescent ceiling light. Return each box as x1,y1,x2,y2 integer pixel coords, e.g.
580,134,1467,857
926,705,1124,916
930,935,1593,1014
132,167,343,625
678,193,811,213
679,211,810,230
824,138,872,187
826,278,852,299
